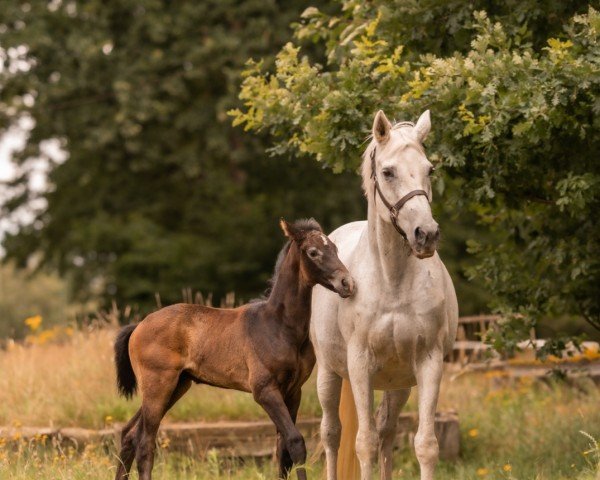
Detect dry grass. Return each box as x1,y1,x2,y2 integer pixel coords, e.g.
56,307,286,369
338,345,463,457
0,326,321,428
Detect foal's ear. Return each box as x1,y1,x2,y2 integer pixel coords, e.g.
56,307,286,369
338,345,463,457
414,110,431,143
373,110,392,144
280,218,300,241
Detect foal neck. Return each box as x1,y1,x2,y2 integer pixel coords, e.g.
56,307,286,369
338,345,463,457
266,242,312,339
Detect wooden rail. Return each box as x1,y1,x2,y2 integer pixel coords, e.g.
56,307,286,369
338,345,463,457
0,412,460,461
450,315,502,364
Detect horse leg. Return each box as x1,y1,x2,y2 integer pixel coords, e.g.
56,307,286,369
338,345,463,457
115,408,142,479
276,431,292,479
376,389,410,480
135,369,183,480
414,351,443,480
276,388,303,479
347,348,376,480
254,382,307,480
317,367,343,480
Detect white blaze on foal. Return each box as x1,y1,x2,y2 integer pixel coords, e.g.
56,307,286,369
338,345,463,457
310,109,458,480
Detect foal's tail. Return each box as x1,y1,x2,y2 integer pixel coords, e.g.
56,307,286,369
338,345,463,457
114,324,138,398
338,379,360,479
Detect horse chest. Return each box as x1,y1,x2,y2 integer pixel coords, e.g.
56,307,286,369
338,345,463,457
263,338,315,389
340,287,445,384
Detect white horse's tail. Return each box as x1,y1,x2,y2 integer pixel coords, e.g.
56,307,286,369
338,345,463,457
338,379,360,479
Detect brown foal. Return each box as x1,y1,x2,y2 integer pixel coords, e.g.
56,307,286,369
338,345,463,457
113,219,355,480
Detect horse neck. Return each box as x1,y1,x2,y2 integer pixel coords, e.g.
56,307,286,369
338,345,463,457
366,192,414,285
266,243,312,341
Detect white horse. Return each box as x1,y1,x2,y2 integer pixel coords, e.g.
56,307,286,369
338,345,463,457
310,109,458,480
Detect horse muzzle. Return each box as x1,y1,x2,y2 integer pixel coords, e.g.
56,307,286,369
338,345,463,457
411,223,440,258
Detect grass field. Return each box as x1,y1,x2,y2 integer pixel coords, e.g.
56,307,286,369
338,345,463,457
1,326,599,479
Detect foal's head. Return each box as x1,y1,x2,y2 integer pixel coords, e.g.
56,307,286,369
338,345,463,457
280,218,355,298
362,109,440,258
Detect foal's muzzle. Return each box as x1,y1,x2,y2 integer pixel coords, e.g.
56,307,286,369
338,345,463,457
331,272,356,298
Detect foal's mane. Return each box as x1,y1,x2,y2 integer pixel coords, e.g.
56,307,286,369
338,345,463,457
254,218,322,301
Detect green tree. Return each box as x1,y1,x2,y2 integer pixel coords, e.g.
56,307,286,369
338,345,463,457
0,0,364,313
232,2,600,352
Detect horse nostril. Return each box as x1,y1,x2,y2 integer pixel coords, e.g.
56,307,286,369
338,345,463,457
415,227,425,243
341,277,349,288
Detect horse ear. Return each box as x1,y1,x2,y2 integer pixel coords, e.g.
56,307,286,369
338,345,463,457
414,110,431,143
280,218,292,238
280,218,299,240
373,110,392,144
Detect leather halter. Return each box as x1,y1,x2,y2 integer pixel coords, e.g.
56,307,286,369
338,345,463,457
370,147,429,239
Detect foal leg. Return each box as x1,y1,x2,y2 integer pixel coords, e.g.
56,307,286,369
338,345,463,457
317,367,343,480
347,348,376,480
276,388,303,479
414,351,443,480
254,382,307,480
136,370,183,480
115,408,142,480
376,389,410,480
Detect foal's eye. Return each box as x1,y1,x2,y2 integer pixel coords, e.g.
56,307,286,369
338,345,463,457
382,168,394,179
307,248,319,258
428,166,436,176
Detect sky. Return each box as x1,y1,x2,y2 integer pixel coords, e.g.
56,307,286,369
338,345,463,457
0,124,64,255
0,127,28,245
0,129,21,181
0,129,25,255
0,45,48,251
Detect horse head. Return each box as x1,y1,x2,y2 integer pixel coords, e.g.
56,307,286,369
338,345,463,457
280,218,355,297
362,109,439,258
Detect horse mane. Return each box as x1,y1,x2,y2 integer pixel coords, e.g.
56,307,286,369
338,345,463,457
252,218,322,301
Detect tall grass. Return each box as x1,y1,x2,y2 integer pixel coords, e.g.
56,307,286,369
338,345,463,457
0,326,321,428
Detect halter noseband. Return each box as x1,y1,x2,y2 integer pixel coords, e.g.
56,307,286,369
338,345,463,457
370,147,429,239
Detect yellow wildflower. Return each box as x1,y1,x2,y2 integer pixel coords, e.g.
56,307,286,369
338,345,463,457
468,428,479,438
159,436,171,449
477,468,489,476
24,315,42,331
503,464,512,472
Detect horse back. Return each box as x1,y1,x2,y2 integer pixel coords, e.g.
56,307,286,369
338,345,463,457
128,303,252,390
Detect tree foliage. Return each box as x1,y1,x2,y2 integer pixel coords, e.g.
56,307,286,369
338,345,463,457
232,2,600,350
0,0,364,312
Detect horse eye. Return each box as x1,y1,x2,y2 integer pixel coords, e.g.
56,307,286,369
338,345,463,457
382,168,394,179
428,166,436,176
307,248,319,258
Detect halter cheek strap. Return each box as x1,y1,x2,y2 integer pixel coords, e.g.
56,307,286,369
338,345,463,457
370,147,429,239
